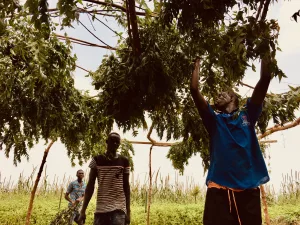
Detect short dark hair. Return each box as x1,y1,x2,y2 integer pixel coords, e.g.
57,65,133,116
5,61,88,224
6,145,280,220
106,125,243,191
108,132,120,138
76,169,84,175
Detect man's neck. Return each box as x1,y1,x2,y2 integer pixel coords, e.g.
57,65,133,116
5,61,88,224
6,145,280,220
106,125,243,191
106,151,118,159
223,103,238,114
77,178,82,183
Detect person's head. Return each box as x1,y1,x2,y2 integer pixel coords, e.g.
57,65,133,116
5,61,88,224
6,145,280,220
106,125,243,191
214,89,239,113
106,132,121,155
76,169,84,180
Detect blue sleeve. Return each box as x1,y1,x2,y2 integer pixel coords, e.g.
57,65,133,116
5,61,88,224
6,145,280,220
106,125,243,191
201,103,217,135
66,182,73,194
246,98,263,126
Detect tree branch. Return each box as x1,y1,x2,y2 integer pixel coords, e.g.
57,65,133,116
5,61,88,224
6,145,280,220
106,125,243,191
125,0,133,44
147,123,156,144
127,0,141,55
78,20,114,48
258,117,300,140
129,140,277,147
240,81,272,97
84,10,125,39
255,0,265,22
54,33,117,50
76,65,90,73
260,0,271,21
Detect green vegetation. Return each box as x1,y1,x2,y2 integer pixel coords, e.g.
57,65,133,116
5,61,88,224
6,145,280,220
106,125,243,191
1,171,300,225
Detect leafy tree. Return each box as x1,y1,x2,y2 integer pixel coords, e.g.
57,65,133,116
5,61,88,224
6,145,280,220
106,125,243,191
2,0,300,224
17,0,300,172
0,3,135,224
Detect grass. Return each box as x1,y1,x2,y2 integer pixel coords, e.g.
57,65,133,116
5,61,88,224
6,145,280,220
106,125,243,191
1,169,300,224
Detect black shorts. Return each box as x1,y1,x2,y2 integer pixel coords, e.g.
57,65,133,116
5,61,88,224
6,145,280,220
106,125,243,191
203,187,262,225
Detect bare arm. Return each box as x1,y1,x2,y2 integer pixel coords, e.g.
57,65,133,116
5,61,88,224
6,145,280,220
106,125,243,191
123,173,130,224
250,56,272,105
80,169,97,214
190,58,210,118
64,192,74,205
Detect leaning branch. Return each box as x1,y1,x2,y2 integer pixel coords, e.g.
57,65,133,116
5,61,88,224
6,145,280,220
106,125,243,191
54,33,117,50
258,117,300,140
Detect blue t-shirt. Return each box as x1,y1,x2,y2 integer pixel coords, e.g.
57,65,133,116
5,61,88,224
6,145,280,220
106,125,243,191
203,98,270,189
66,180,86,207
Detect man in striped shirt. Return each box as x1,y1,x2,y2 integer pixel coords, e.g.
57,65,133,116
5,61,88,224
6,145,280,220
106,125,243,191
78,132,131,225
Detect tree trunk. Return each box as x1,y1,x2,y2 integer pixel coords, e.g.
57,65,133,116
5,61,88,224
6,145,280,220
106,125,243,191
146,145,153,225
25,140,55,225
260,185,271,225
127,0,141,56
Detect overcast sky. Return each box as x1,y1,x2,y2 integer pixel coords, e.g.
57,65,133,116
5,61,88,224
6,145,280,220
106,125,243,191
1,0,300,193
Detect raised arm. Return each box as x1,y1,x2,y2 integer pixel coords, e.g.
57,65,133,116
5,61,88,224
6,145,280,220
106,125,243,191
78,168,97,223
250,56,272,105
190,58,210,118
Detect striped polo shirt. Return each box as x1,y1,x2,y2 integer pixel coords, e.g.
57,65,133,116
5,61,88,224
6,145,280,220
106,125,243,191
89,154,130,214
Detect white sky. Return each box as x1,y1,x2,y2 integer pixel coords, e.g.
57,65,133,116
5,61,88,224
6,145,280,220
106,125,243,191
1,0,300,193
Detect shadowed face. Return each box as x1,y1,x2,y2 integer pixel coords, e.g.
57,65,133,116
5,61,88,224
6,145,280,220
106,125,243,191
215,91,233,110
106,133,121,154
76,170,84,180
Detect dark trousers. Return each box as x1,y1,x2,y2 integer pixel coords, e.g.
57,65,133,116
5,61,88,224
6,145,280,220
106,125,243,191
94,210,125,225
203,187,262,225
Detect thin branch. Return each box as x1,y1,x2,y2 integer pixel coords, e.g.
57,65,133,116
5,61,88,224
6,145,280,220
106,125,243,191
260,0,271,21
55,33,117,50
240,81,255,90
83,0,127,12
255,0,265,22
240,81,271,97
258,117,300,140
84,10,125,39
129,140,277,147
76,65,91,73
147,144,153,225
130,141,173,147
78,20,113,48
48,8,122,14
260,185,271,225
147,123,156,144
259,140,277,144
58,37,97,47
86,13,96,31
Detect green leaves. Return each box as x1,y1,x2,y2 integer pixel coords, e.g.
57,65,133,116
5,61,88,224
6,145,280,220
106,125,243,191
24,0,51,39
0,10,97,165
161,0,261,35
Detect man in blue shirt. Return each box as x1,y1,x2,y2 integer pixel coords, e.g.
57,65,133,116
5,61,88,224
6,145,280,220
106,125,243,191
190,56,271,225
65,169,86,225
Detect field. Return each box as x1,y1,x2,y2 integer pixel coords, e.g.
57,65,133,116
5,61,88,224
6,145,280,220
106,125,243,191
1,170,300,225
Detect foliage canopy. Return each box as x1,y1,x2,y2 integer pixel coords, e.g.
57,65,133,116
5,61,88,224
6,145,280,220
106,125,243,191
1,0,300,172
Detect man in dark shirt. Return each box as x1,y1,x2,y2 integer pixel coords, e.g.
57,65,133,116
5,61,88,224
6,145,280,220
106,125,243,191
190,56,272,225
78,132,131,225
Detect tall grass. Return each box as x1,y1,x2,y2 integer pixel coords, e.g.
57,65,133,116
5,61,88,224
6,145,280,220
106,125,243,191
0,168,205,206
1,168,300,205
